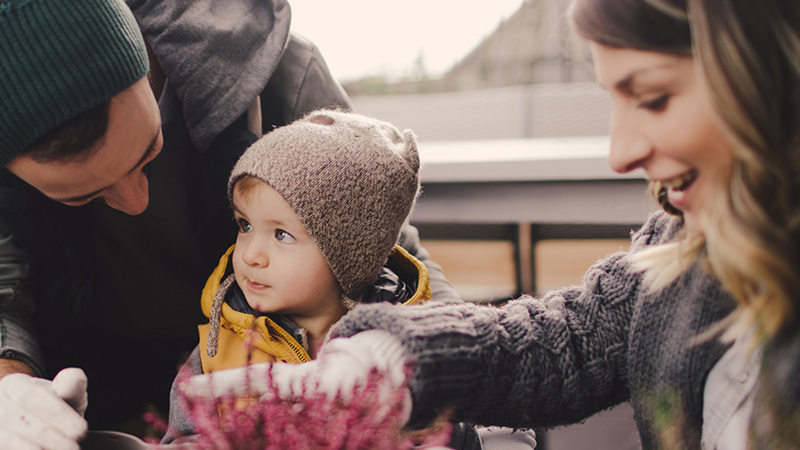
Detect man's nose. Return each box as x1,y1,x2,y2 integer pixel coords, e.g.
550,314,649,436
101,172,150,215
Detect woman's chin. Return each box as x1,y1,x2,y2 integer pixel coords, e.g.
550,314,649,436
681,213,704,236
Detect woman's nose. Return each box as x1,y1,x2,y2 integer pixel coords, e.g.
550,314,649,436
607,106,652,173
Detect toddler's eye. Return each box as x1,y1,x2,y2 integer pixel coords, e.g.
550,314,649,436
275,229,295,243
237,219,252,233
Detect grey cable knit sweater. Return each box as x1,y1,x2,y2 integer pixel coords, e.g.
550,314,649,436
333,212,790,448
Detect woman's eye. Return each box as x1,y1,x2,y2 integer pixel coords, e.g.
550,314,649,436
639,94,670,112
275,229,295,243
237,219,252,233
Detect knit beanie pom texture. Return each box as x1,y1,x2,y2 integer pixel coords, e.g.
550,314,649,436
0,0,149,165
229,109,421,301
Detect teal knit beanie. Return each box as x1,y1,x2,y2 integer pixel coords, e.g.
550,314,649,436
0,0,149,166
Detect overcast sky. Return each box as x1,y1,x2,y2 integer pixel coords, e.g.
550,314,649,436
289,1,526,82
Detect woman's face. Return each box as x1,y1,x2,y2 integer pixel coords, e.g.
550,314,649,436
591,43,734,234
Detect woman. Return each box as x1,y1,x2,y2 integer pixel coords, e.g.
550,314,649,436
184,0,800,448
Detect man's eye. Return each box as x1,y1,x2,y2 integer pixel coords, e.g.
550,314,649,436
237,219,252,233
275,229,295,243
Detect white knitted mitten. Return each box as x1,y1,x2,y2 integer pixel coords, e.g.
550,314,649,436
0,368,88,450
182,330,412,422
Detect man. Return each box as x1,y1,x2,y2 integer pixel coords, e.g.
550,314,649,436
0,0,459,448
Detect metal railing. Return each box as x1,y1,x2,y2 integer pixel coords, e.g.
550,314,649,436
411,136,653,301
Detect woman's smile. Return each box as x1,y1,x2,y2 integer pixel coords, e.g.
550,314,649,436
662,169,698,210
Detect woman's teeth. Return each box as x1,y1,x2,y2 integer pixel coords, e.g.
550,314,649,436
663,171,697,191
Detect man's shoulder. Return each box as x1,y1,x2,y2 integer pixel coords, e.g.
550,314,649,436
261,33,353,127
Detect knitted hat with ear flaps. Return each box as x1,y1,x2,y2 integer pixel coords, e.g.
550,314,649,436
229,109,421,301
0,0,149,165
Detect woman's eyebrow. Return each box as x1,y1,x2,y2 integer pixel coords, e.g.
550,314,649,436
614,64,678,94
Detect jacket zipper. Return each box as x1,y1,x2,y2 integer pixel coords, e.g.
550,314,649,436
268,323,310,363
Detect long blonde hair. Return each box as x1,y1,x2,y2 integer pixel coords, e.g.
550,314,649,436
570,0,800,341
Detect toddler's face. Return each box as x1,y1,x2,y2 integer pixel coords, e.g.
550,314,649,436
231,182,344,322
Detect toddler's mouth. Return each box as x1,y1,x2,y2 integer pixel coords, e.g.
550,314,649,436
246,278,269,289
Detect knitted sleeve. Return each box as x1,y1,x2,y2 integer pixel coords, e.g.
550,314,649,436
331,232,675,430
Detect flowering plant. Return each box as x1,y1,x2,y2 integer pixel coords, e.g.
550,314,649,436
168,363,452,449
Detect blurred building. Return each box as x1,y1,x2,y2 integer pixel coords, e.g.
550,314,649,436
345,0,609,140
440,0,593,90
342,0,595,96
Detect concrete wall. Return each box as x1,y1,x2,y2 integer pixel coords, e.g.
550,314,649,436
351,82,611,141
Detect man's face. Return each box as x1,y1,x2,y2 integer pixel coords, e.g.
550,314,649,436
6,77,163,215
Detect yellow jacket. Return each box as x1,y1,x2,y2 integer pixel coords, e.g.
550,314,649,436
198,244,432,373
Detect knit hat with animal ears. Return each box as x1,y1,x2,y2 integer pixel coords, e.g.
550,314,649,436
228,108,421,300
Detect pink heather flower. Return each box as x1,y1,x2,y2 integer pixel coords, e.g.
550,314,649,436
172,363,452,449
142,408,170,444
